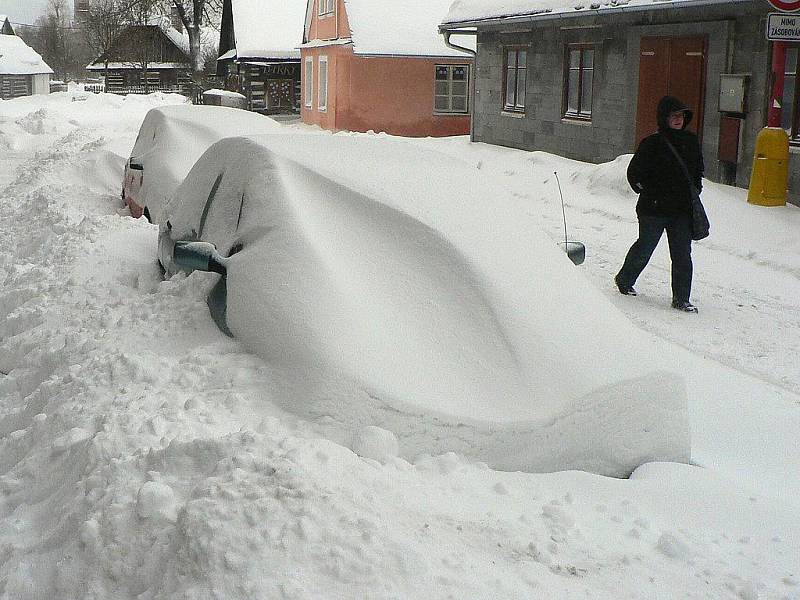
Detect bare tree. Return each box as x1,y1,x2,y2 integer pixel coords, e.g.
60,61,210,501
126,0,163,92
168,0,222,77
34,0,72,81
80,0,220,93
83,0,128,84
111,0,220,78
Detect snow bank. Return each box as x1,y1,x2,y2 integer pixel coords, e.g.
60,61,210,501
1,92,798,600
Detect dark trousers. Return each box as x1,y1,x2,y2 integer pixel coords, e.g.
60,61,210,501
616,213,693,303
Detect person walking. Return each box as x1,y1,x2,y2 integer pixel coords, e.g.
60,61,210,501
615,95,705,313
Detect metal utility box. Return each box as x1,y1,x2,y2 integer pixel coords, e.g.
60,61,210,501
719,74,749,113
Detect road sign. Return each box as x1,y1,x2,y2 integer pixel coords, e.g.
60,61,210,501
765,0,800,11
767,12,800,41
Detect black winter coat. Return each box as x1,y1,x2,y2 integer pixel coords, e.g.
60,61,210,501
627,97,704,218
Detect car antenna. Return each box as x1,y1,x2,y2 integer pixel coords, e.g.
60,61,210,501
554,171,569,250
553,171,585,265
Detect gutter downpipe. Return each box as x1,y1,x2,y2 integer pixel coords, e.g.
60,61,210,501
442,29,477,141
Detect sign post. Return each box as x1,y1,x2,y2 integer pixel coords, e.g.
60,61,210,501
748,0,796,205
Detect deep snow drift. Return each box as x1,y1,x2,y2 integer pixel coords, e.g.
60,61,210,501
162,130,689,475
0,92,798,600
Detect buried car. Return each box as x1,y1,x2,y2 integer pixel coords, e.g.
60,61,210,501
159,133,690,476
122,104,282,222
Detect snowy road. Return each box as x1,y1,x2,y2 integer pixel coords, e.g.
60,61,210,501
405,137,800,400
1,93,798,600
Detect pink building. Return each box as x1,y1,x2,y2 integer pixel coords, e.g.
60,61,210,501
301,0,473,137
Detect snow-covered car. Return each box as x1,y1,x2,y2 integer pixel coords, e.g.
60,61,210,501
122,104,282,222
159,133,690,476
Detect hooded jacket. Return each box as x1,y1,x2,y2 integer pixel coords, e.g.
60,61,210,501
627,96,705,217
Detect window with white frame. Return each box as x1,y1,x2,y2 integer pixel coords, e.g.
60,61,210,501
319,0,335,15
318,56,328,111
434,65,470,114
304,57,313,108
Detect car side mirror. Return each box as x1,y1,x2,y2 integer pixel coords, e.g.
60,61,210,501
559,241,586,266
129,161,143,171
173,241,229,275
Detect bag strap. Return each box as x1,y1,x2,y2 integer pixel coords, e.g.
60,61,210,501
661,133,696,190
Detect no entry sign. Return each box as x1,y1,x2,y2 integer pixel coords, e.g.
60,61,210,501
766,0,800,12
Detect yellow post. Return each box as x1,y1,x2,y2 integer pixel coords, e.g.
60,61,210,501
748,127,789,206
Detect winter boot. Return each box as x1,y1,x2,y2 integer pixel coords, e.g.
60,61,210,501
614,275,637,296
671,299,698,313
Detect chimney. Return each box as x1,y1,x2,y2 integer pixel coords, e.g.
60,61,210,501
171,6,183,33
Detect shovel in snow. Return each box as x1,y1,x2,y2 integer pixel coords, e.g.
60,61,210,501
554,171,585,265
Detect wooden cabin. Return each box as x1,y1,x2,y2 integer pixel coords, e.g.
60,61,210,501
217,0,306,114
0,33,53,100
87,17,192,95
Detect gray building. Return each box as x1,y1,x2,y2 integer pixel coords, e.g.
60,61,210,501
440,0,799,204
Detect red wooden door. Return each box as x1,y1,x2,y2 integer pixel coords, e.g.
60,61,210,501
635,36,706,146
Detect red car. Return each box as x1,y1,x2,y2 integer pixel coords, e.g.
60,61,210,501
122,158,145,218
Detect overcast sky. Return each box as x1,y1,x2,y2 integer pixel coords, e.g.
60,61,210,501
0,0,62,25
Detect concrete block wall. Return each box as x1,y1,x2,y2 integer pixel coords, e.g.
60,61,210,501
470,2,797,203
474,23,633,164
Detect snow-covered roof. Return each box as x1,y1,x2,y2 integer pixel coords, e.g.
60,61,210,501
88,16,218,67
0,34,53,75
202,88,245,98
341,0,474,57
149,15,191,56
86,62,189,71
230,0,306,60
443,0,751,26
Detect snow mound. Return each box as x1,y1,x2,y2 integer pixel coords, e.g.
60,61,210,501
352,425,400,463
16,108,54,135
1,91,799,600
80,148,126,195
583,154,637,198
165,134,691,476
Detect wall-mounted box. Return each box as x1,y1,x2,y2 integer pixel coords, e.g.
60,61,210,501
719,115,742,163
719,73,749,113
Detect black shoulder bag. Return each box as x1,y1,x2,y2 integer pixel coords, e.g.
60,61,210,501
662,135,710,241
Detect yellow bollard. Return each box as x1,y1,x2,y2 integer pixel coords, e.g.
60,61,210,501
748,127,789,206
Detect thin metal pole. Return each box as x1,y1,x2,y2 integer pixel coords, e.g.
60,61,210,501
768,41,787,128
554,171,568,246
